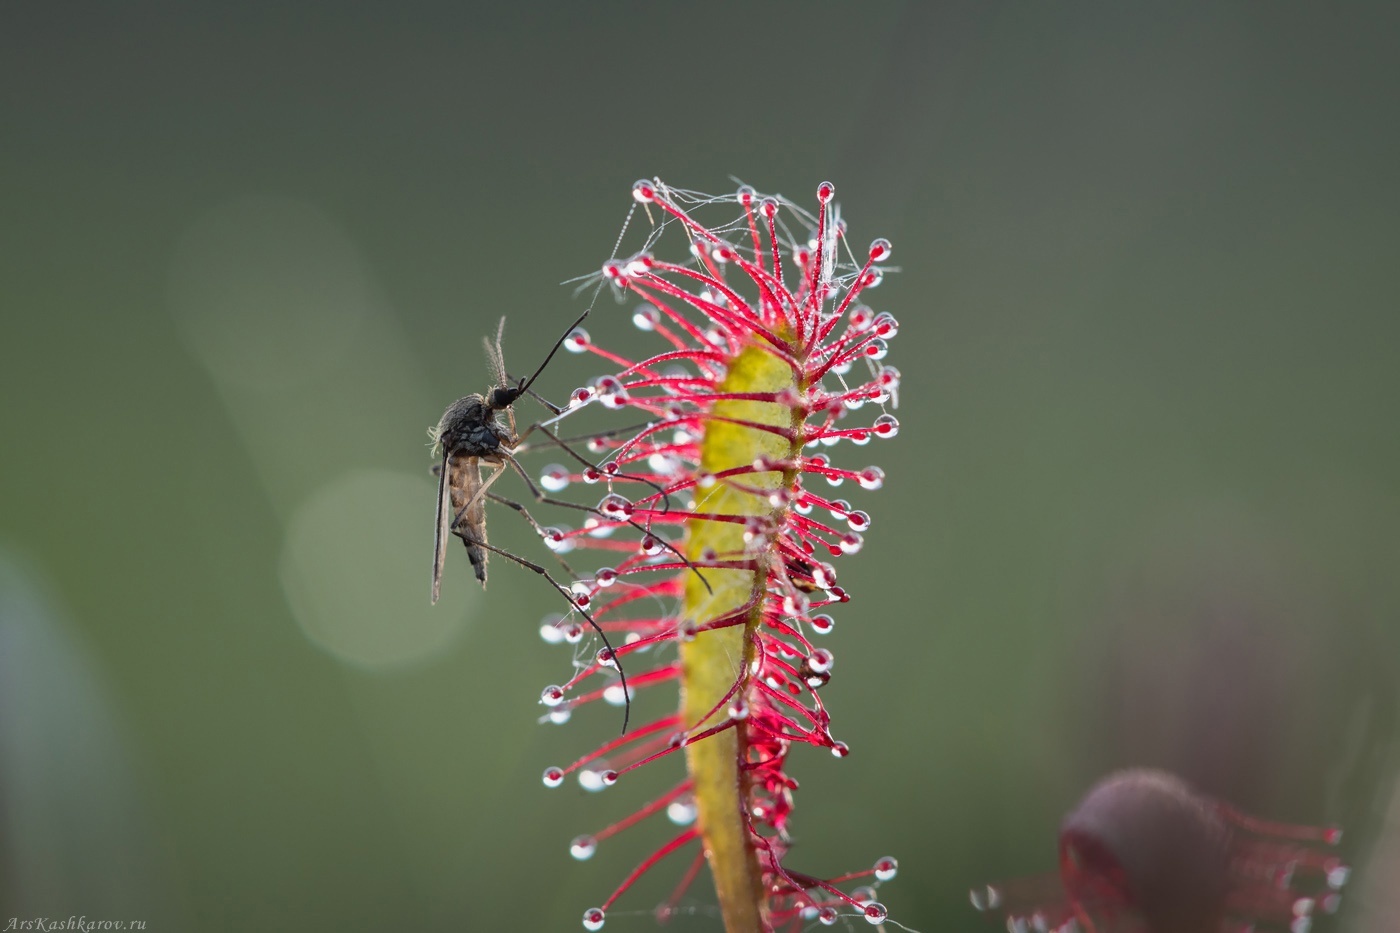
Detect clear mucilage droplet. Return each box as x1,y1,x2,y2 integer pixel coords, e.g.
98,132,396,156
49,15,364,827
603,682,630,707
666,797,697,826
569,835,598,860
582,907,606,931
539,613,566,644
862,903,888,924
540,463,571,492
542,527,574,553
598,493,633,520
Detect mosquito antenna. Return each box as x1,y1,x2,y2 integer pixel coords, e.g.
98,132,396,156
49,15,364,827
483,316,509,387
519,308,590,396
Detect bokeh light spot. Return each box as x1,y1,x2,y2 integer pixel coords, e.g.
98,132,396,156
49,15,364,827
280,469,471,669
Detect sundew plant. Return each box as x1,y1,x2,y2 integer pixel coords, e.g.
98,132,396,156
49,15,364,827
526,179,905,932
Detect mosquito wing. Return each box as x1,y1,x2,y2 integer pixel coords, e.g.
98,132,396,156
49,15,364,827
431,453,452,604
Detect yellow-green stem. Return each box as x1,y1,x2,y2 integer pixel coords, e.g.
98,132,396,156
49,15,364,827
681,341,804,933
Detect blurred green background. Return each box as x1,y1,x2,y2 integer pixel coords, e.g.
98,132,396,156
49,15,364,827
3,2,1399,930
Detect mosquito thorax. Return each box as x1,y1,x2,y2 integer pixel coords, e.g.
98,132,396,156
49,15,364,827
436,394,506,456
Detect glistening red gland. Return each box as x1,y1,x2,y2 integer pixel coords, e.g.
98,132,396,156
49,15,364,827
973,769,1350,933
531,180,903,932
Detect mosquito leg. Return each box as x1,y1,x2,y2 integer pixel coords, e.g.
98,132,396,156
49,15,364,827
501,451,712,595
520,384,566,416
460,533,631,733
514,418,675,515
513,418,660,454
485,491,582,580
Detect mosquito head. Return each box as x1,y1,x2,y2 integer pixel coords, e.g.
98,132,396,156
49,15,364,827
488,382,523,411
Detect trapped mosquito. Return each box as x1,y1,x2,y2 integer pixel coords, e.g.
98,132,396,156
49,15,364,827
429,310,633,729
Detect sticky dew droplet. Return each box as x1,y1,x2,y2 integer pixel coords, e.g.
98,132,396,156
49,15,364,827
667,797,697,826
858,466,885,490
540,464,571,492
564,328,590,353
603,682,630,707
598,493,633,520
542,527,575,553
539,614,567,644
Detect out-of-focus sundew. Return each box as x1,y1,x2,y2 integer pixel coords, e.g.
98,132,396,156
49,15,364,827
973,769,1349,933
